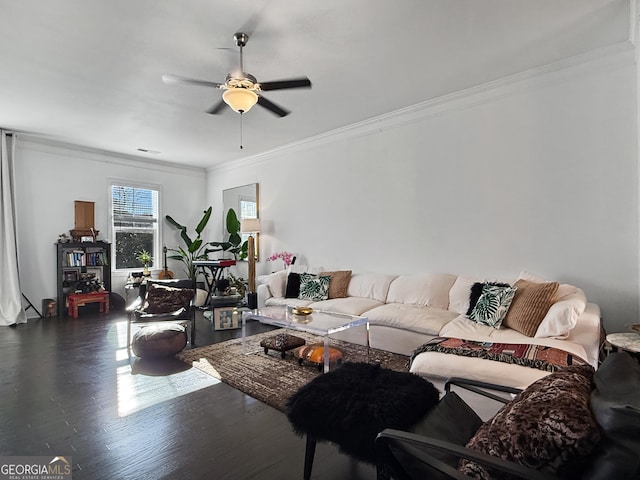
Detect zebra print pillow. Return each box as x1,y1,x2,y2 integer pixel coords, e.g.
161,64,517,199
298,273,331,301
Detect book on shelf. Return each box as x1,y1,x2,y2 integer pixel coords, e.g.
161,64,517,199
63,248,108,267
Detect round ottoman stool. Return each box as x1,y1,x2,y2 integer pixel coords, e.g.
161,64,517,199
293,343,344,371
131,323,187,359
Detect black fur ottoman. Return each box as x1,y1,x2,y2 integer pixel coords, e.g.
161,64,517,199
285,362,439,479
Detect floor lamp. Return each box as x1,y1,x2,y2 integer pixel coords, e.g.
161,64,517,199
240,218,261,309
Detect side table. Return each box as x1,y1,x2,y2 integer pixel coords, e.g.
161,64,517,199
67,291,110,318
606,332,640,360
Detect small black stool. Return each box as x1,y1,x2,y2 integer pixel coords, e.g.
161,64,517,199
285,362,439,479
260,333,306,359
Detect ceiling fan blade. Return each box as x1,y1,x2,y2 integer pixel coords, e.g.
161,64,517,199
162,73,223,89
259,77,312,91
206,99,227,115
257,95,290,117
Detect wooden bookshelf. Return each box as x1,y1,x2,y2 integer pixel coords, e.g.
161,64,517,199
56,241,111,317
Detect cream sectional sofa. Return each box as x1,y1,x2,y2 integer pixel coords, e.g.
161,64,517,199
257,269,602,389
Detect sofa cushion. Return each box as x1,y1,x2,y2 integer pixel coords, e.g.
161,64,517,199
319,270,352,299
366,304,458,336
283,265,326,298
309,297,385,316
583,352,640,480
263,270,287,298
503,279,559,337
448,275,486,315
438,315,591,360
298,273,331,301
468,284,517,328
459,365,600,478
515,271,587,338
265,297,314,308
466,282,511,316
536,288,587,338
347,273,398,302
285,272,301,298
386,273,457,309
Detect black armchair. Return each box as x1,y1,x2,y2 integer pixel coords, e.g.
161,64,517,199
126,278,196,353
376,353,640,480
375,378,523,480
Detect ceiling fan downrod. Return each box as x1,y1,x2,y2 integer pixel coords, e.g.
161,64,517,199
234,32,249,73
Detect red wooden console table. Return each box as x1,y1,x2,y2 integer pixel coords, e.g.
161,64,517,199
67,292,110,318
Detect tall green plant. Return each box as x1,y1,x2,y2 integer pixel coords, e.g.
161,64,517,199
165,207,215,279
209,208,248,260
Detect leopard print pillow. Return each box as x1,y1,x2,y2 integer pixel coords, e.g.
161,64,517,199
143,283,194,314
459,365,600,479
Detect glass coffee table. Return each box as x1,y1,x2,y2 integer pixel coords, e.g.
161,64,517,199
242,305,369,373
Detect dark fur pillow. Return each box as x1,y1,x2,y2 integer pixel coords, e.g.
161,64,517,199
459,365,600,479
143,283,193,314
466,282,510,316
284,272,301,298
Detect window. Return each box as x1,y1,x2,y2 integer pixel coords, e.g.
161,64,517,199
239,195,258,246
239,196,257,219
110,183,159,270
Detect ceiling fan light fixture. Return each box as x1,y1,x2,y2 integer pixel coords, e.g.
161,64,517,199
222,88,258,113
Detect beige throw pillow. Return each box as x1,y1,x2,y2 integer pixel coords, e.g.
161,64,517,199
319,270,352,299
503,279,559,337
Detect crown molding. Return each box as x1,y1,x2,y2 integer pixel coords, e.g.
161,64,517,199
16,135,206,176
209,40,635,175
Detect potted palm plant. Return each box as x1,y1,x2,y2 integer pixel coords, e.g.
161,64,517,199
165,207,218,280
208,208,248,260
135,249,153,276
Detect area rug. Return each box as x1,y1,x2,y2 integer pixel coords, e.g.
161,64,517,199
176,330,410,412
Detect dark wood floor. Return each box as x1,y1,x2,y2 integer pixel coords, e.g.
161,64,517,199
0,305,377,479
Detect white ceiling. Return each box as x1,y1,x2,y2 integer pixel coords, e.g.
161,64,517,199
0,0,630,169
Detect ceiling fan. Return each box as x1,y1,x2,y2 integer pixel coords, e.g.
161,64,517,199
162,32,311,117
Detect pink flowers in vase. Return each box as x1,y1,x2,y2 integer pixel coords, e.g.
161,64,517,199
267,251,295,269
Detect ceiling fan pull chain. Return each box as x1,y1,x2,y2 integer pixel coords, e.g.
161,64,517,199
239,112,244,150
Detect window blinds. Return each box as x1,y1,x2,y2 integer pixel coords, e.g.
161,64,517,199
112,185,158,226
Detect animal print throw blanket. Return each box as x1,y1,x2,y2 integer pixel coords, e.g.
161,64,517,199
411,337,588,373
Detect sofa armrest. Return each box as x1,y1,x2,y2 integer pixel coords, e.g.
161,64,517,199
376,429,559,480
257,270,287,306
257,283,271,308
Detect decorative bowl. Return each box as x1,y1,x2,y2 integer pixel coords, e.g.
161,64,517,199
292,307,313,316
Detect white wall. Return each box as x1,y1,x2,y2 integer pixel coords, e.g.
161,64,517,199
207,46,638,334
14,140,207,314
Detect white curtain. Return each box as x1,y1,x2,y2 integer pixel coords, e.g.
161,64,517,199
0,130,27,326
